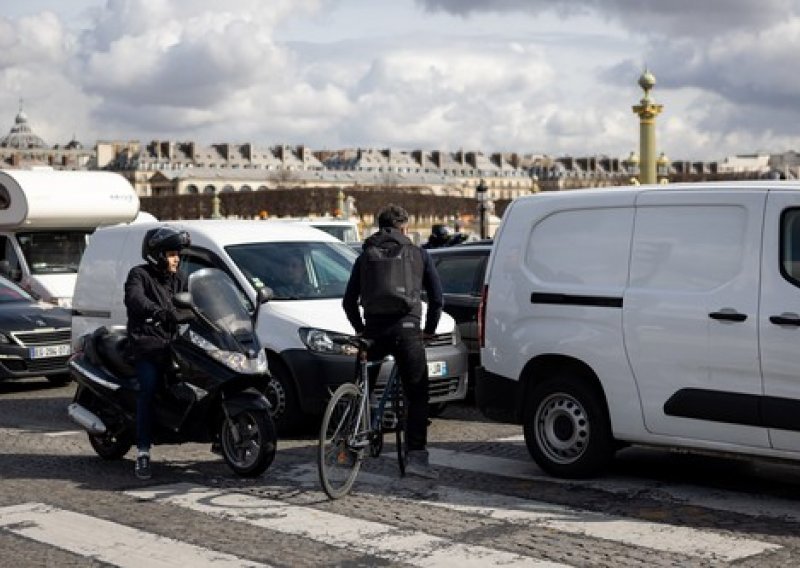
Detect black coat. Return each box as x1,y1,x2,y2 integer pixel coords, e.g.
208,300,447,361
124,264,186,358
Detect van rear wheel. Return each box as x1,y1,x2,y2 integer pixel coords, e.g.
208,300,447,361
523,375,613,479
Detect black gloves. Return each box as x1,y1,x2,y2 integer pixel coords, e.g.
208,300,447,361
155,307,178,326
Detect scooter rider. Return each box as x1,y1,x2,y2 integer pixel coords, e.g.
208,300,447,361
124,226,190,480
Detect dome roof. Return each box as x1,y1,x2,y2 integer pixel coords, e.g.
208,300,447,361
0,106,48,149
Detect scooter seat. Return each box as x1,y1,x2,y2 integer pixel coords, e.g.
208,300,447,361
93,327,137,379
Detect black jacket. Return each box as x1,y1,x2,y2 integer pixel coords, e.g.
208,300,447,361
124,264,187,357
343,228,443,336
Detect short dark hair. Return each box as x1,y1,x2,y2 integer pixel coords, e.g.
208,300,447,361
377,204,409,228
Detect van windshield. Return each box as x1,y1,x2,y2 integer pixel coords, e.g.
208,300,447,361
226,241,357,300
17,230,91,275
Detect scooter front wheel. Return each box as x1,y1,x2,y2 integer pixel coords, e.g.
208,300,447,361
88,430,133,460
220,409,277,477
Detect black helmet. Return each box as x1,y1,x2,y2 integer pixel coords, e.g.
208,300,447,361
431,224,451,240
142,226,190,268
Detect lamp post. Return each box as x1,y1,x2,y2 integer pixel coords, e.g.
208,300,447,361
476,178,489,239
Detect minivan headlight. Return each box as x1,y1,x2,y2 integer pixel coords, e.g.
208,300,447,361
299,328,358,355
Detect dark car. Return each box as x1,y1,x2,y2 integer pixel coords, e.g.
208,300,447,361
427,240,492,391
0,276,72,385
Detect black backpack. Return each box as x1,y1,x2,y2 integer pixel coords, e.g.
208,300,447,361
360,241,422,316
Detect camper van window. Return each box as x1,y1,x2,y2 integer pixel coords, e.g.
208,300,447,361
16,230,91,275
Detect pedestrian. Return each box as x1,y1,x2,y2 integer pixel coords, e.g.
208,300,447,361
423,223,452,249
343,204,444,479
123,226,190,480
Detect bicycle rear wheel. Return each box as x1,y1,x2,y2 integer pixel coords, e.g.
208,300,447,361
393,381,407,476
318,382,364,499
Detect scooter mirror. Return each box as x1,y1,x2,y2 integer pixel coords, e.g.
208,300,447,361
173,291,193,309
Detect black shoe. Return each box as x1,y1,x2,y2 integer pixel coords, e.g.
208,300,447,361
210,441,222,455
135,454,152,480
405,450,439,480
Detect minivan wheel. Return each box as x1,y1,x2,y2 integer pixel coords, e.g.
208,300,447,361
263,358,302,433
523,376,614,479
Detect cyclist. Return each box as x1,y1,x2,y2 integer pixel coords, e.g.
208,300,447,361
343,204,443,479
124,226,190,480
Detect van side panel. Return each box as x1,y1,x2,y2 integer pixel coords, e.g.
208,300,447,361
624,190,768,448
71,224,155,346
483,191,646,438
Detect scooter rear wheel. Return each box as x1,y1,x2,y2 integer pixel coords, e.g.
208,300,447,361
88,430,133,460
220,409,277,477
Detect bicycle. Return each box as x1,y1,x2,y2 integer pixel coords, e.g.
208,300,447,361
318,336,406,499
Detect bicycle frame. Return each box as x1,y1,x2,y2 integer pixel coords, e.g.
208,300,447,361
346,348,401,450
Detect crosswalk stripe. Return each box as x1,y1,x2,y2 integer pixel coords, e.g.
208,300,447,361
264,463,779,562
431,447,800,523
126,483,570,568
0,502,267,568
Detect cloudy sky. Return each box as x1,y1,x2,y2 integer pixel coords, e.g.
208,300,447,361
0,0,798,161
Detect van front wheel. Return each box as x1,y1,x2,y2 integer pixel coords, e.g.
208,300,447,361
523,376,613,479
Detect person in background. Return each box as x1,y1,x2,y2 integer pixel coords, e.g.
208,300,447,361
124,226,190,480
343,204,444,479
422,223,452,249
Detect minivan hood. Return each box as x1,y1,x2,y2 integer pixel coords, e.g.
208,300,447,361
266,298,455,334
27,273,77,303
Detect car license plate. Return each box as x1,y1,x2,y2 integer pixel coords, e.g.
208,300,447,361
427,361,447,377
29,344,71,359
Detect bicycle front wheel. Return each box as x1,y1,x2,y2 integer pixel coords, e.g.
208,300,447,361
318,382,365,499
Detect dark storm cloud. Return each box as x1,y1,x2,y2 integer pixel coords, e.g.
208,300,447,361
416,0,796,36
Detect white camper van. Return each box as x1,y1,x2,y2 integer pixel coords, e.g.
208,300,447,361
72,220,468,431
479,182,800,478
0,169,139,307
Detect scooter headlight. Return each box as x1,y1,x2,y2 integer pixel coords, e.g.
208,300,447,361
188,330,267,374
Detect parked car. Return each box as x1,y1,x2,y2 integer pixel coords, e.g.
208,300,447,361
428,240,492,393
72,220,468,432
0,275,72,385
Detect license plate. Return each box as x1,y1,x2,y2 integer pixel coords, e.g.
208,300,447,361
29,344,71,359
427,361,447,377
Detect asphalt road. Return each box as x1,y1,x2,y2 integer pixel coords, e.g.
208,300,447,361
2,378,800,567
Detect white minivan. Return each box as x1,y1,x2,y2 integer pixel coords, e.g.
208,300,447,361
72,220,468,431
479,182,800,478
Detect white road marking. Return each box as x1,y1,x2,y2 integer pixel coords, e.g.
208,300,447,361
0,502,266,568
429,447,800,523
267,463,780,562
43,430,83,437
127,483,569,568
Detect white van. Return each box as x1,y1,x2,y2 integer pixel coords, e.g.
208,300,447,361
266,218,361,244
0,169,140,307
72,220,468,431
479,182,800,478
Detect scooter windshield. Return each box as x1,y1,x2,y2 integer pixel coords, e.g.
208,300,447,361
187,268,253,339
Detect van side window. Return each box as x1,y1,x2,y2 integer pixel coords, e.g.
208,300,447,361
527,208,633,288
631,205,746,291
780,208,800,286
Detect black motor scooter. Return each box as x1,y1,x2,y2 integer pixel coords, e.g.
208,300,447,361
68,267,277,477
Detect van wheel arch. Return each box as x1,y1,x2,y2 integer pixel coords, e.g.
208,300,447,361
264,352,303,433
519,356,615,478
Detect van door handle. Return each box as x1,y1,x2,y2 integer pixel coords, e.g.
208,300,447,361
769,313,800,326
708,310,747,322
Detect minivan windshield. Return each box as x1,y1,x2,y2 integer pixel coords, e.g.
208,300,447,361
17,230,91,275
226,241,357,300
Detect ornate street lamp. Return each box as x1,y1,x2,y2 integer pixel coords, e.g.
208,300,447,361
476,178,489,239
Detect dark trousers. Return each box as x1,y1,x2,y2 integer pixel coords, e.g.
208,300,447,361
135,358,164,452
365,321,429,451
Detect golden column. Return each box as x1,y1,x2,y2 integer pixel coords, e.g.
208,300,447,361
632,69,663,185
